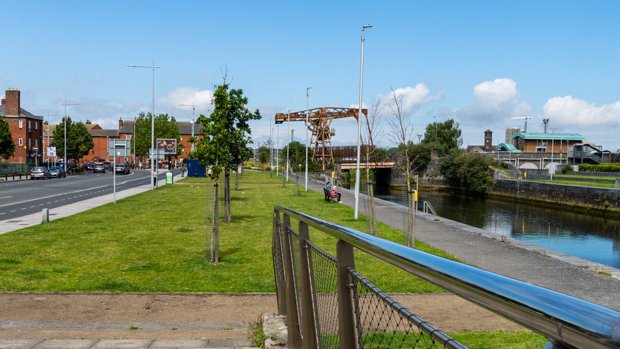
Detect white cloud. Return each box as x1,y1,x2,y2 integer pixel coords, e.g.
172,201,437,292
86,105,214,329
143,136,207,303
543,96,620,127
159,87,214,116
456,78,531,127
382,84,441,115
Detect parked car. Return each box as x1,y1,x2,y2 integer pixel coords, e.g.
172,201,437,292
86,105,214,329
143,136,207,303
93,163,106,173
103,161,112,171
115,163,130,175
30,167,52,180
82,162,94,171
49,166,67,178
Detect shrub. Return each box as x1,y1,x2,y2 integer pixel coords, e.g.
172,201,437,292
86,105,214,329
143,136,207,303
579,163,620,172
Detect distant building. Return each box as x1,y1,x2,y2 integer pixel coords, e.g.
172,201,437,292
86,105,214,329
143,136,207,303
505,127,521,144
512,132,586,154
0,89,44,165
466,130,496,154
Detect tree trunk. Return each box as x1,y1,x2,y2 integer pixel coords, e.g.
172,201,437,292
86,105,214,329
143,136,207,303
235,168,239,191
366,181,377,236
224,170,231,222
210,182,219,263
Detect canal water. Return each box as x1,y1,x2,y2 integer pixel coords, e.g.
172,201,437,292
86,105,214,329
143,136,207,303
372,186,620,269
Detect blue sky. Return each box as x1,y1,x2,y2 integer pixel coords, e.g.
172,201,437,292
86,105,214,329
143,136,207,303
1,0,619,151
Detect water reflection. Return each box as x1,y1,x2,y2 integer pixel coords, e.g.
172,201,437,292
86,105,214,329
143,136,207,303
372,186,620,268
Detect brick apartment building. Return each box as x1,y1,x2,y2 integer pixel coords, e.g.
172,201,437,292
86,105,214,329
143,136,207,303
0,89,44,165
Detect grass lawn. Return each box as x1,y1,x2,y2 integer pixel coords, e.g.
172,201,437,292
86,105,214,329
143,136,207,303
0,170,547,347
535,179,615,188
0,170,450,293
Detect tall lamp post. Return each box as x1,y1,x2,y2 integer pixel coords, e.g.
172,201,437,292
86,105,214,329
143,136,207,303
286,109,291,182
63,101,80,172
180,102,197,151
128,60,160,190
305,87,312,192
354,24,372,220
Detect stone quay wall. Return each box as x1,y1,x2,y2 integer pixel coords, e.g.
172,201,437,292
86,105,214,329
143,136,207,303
491,179,620,211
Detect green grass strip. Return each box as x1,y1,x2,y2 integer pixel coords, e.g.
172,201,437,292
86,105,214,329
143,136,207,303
0,171,453,293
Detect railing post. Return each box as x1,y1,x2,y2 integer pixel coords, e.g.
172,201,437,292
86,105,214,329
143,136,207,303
281,213,302,349
298,221,318,349
272,209,287,315
337,240,359,349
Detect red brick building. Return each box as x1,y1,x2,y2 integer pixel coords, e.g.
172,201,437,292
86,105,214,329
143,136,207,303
0,89,44,165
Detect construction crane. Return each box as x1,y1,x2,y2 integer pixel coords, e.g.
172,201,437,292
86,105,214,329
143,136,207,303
275,107,368,170
512,116,533,133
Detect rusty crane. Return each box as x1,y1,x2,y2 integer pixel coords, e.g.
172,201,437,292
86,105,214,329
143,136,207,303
275,107,368,170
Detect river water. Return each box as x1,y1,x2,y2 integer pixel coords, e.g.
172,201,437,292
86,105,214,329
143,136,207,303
372,186,620,269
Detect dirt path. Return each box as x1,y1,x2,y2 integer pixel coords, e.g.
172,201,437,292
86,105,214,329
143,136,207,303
0,293,524,340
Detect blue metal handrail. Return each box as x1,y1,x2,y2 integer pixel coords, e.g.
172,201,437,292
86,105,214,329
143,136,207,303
274,205,620,349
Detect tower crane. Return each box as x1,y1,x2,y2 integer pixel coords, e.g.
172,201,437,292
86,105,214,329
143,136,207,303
275,107,367,170
512,116,533,133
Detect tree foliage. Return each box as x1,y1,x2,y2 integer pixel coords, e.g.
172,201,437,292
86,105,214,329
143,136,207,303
440,150,493,193
0,118,15,160
194,84,261,180
133,112,180,159
422,118,463,157
258,145,270,164
52,117,94,163
284,141,319,172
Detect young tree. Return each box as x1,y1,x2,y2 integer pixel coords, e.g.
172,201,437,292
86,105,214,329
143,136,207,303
0,118,15,160
52,117,94,165
194,83,261,262
386,87,417,247
362,96,385,235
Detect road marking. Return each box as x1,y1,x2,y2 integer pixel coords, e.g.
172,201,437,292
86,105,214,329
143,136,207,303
0,196,13,200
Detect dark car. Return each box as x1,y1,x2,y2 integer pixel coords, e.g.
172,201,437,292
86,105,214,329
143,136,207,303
103,161,112,171
82,162,94,171
114,163,130,175
93,163,106,173
30,167,52,180
49,166,67,178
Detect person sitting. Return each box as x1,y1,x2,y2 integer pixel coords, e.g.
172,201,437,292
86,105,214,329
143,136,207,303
329,185,342,202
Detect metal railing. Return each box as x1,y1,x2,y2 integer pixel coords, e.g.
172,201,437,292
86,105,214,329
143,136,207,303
422,201,437,216
272,206,620,349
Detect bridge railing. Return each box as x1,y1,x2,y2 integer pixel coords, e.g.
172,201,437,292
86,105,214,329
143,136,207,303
272,205,620,349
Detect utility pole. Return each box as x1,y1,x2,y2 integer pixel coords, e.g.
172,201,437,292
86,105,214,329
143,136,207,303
63,101,80,172
180,102,198,151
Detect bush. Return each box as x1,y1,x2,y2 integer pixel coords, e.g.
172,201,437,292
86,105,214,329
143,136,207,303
440,151,493,193
579,163,620,172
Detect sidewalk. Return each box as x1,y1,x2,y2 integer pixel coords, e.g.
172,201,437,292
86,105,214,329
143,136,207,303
304,175,620,311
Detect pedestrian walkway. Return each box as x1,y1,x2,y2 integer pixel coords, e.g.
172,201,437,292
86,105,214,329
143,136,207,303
0,339,255,349
304,174,620,310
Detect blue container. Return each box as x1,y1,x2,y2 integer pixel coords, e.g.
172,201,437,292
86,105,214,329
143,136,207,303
187,159,206,177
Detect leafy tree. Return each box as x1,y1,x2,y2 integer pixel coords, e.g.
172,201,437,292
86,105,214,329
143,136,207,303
133,112,180,165
0,118,15,160
440,150,493,193
258,145,270,164
194,83,261,263
52,117,94,164
422,118,463,157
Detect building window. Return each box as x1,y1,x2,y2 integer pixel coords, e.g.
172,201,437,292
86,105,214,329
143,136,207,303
18,138,23,146
35,122,38,129
28,120,31,129
35,138,38,147
18,120,23,128
28,138,31,147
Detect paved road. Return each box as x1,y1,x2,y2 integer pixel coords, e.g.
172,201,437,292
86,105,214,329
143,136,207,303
0,170,177,221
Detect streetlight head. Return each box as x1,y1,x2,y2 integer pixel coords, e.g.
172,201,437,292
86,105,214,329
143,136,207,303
362,24,373,30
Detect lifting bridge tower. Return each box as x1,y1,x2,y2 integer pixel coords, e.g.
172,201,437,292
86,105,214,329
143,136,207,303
275,107,368,170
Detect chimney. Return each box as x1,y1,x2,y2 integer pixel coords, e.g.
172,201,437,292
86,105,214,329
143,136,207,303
5,89,20,116
119,117,123,129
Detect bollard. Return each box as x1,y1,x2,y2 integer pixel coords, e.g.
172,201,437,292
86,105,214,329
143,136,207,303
42,208,49,223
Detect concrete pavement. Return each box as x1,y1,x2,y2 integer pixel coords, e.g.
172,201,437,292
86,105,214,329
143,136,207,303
0,339,255,349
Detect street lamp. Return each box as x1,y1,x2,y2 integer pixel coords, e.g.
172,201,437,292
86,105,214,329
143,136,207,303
63,101,80,172
354,24,372,220
128,60,160,190
286,109,291,182
180,102,198,151
305,87,312,192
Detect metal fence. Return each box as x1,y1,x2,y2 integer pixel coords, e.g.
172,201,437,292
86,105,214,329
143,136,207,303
272,206,620,349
